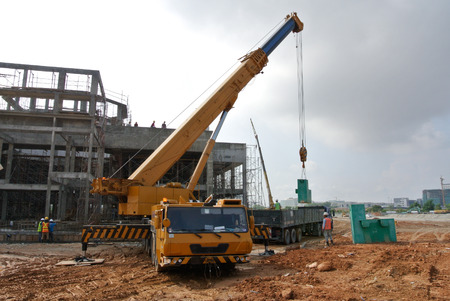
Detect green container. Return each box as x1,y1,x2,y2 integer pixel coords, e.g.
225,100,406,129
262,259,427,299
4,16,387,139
349,204,397,244
296,179,311,203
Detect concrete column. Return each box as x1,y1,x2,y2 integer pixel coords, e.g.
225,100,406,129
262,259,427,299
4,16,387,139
84,118,96,221
1,192,7,221
5,143,13,182
231,165,235,194
0,138,3,173
70,146,76,172
30,97,36,111
53,93,60,113
1,143,14,221
96,146,104,178
221,171,225,195
54,72,66,113
21,69,28,88
89,75,99,116
57,185,63,219
57,71,66,89
45,117,57,217
58,137,72,220
206,156,214,198
0,139,3,220
242,161,247,207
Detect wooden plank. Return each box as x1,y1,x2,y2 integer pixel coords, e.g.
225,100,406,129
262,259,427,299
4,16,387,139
56,259,105,266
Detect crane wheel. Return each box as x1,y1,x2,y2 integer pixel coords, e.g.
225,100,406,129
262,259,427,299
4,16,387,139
151,233,164,272
283,229,291,245
290,228,297,244
296,228,302,242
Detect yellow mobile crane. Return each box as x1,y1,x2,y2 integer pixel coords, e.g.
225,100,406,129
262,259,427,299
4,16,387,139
83,13,303,272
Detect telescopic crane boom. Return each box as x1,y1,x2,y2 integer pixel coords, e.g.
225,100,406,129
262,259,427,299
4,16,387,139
85,12,304,273
91,13,303,213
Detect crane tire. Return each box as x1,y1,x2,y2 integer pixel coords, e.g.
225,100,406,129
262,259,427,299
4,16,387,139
290,228,297,244
317,222,323,237
283,229,291,245
296,228,302,242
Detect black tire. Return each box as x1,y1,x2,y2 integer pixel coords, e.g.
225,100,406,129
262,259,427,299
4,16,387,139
283,229,291,245
151,233,162,272
296,228,302,242
290,228,297,244
144,238,153,256
317,222,323,237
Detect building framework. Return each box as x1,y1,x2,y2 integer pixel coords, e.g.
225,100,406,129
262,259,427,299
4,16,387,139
0,63,252,222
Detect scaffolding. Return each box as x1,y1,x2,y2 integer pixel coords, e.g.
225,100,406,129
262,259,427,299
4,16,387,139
0,63,255,222
0,62,127,222
246,144,266,208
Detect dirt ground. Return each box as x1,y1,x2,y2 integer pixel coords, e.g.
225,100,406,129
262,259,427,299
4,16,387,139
0,215,449,301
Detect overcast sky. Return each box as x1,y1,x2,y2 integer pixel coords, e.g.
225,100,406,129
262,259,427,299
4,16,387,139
3,0,450,204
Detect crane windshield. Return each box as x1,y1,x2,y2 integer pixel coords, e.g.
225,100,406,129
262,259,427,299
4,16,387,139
167,207,248,234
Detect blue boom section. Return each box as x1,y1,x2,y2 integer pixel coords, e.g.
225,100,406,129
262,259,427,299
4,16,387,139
262,18,299,56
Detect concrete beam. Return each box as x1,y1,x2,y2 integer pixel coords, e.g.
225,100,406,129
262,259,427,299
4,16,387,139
0,183,60,191
0,124,93,135
49,172,95,181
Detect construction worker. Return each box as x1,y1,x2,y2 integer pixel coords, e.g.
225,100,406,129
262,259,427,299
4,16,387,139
322,212,334,247
49,219,56,243
41,217,50,243
274,200,281,210
37,218,44,242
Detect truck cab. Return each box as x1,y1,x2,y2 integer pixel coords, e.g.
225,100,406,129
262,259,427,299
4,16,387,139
151,199,253,270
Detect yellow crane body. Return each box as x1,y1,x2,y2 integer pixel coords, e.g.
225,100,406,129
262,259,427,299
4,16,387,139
84,13,304,272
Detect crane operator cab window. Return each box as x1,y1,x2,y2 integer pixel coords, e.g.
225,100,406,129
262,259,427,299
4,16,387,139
167,207,248,234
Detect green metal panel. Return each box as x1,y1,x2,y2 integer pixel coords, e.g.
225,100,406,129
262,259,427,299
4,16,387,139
296,179,311,203
349,204,397,244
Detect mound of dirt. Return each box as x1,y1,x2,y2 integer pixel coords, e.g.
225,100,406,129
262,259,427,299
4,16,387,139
0,219,448,300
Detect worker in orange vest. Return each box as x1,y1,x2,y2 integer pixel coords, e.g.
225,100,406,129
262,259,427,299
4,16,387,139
322,212,334,247
41,217,50,243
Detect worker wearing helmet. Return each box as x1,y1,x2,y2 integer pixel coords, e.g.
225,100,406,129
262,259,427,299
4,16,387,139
49,219,56,243
274,200,281,210
322,212,334,247
41,217,50,243
37,218,44,242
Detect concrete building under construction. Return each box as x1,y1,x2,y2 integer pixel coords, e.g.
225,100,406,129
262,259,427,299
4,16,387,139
0,62,265,223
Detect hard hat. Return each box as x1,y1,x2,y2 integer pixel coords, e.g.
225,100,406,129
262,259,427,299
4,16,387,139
50,219,53,222
40,218,45,221
323,212,329,216
45,217,49,220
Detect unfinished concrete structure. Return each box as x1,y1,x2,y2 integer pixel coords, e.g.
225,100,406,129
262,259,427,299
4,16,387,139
0,62,249,222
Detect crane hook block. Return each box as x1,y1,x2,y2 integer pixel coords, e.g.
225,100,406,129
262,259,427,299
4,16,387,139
299,146,307,168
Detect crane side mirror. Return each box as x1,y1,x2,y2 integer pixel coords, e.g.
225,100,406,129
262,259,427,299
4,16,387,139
249,215,255,230
162,218,171,228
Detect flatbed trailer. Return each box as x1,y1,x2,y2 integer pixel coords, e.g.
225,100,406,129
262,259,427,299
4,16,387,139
250,206,325,245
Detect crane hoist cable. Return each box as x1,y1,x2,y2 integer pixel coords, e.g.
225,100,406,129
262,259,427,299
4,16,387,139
296,32,307,179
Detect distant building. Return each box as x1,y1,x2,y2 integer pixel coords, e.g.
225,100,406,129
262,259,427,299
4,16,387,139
393,197,409,208
422,189,450,206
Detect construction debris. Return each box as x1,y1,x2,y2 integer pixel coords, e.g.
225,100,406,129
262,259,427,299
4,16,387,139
0,217,448,300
